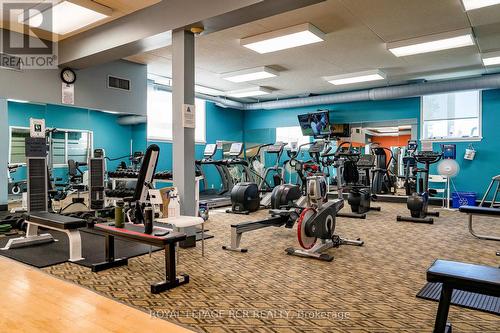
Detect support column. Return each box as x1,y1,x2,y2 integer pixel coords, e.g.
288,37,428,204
172,29,196,216
0,99,8,211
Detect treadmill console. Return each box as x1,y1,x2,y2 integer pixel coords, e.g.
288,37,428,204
204,144,217,158
229,142,244,157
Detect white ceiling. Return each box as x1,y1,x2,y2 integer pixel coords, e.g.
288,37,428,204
126,0,500,101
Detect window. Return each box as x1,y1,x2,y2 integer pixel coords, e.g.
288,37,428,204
9,127,30,164
422,91,481,141
276,126,311,148
147,82,207,143
9,126,92,166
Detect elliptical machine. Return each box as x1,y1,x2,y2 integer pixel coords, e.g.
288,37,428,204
285,175,364,262
331,142,381,219
371,145,397,195
397,148,443,224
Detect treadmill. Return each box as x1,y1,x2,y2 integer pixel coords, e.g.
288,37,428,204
196,143,232,208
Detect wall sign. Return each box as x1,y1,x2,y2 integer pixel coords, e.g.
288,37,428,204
182,103,196,128
29,118,45,138
62,82,75,105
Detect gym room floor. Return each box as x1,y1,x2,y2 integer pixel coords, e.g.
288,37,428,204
29,202,499,333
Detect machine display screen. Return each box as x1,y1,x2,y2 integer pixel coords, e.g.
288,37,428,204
297,111,330,138
204,144,217,157
330,123,350,138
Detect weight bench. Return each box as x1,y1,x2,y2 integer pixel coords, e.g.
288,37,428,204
427,259,500,333
459,205,500,241
1,212,86,262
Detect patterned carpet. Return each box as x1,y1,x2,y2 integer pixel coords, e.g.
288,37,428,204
43,202,500,332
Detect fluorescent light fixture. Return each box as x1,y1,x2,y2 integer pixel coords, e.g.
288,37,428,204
462,0,500,10
387,29,474,57
21,0,111,35
226,87,272,98
221,66,279,83
195,85,224,96
325,69,386,85
482,51,500,66
241,23,325,54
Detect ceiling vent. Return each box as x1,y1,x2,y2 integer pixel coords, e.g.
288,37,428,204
0,53,22,71
108,75,131,91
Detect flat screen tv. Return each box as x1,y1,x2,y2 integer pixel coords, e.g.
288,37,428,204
297,111,330,138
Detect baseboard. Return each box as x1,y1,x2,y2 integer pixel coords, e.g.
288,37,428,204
0,204,8,211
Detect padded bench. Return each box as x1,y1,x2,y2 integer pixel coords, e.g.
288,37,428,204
427,259,500,333
459,205,500,241
1,212,86,262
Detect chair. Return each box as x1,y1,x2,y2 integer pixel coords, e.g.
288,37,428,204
429,174,447,207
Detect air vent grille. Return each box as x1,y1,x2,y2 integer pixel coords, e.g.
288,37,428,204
108,76,131,91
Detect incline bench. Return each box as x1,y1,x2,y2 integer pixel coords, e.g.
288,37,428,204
427,259,500,333
1,212,86,262
459,205,500,241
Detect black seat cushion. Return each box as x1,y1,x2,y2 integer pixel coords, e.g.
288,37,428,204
459,205,500,216
427,259,500,297
27,212,86,230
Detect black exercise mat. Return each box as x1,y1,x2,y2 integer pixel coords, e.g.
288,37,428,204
416,282,500,315
0,228,161,268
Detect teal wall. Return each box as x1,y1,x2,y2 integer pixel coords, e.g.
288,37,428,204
8,101,138,183
244,98,420,130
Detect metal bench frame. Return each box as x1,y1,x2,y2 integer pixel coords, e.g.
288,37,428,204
1,220,84,262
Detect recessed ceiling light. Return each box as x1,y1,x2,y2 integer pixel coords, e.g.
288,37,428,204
325,70,386,85
462,0,500,10
482,51,500,66
21,0,111,35
387,29,474,57
227,87,272,98
221,66,279,83
195,85,224,96
241,23,325,54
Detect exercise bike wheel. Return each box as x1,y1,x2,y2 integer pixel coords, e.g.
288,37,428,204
297,208,317,250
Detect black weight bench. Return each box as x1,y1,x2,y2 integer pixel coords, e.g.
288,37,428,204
1,212,86,262
427,259,500,333
459,205,500,241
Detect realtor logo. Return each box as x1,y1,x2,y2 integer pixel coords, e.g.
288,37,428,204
1,1,57,69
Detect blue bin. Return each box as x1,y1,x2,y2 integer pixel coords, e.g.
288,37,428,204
452,192,477,208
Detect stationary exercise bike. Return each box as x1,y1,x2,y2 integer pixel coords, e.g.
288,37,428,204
285,175,364,261
397,149,443,224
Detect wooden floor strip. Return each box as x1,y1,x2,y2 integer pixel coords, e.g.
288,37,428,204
0,256,194,333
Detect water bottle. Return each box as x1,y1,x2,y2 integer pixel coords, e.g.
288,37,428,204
144,207,153,234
